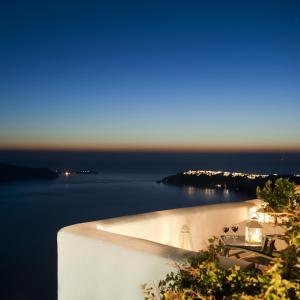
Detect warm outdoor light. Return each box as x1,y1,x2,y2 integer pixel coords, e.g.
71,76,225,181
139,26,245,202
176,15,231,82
245,218,263,244
256,207,274,223
179,224,193,251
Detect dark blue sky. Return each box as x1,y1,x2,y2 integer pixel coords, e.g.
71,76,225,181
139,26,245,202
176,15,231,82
0,0,299,151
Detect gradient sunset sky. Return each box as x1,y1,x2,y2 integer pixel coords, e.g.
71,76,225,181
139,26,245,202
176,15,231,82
0,1,299,152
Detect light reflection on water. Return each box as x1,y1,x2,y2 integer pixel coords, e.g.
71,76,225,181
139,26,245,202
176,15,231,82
183,185,233,200
0,173,251,300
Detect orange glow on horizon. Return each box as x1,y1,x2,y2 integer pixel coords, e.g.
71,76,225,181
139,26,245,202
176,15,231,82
0,142,300,153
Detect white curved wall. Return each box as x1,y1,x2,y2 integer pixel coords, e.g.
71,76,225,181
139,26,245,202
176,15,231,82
95,200,260,251
58,200,261,300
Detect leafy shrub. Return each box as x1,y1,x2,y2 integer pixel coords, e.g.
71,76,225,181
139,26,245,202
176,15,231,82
256,178,299,213
143,180,300,300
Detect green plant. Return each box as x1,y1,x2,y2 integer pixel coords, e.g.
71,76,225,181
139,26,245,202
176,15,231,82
279,208,300,280
256,178,299,213
143,238,264,300
143,239,299,299
143,207,300,300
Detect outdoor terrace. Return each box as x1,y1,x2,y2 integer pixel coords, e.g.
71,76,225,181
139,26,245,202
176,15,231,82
57,199,283,300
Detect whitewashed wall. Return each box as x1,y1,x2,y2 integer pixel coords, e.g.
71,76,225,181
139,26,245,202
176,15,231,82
95,200,260,251
58,200,260,300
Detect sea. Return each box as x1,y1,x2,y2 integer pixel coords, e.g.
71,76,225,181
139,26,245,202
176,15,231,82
0,151,300,300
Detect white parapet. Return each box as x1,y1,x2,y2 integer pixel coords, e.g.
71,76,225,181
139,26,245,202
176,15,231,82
57,200,261,300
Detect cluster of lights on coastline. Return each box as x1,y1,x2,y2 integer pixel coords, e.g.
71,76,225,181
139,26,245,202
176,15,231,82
183,170,270,180
62,170,95,176
62,169,300,179
183,170,300,179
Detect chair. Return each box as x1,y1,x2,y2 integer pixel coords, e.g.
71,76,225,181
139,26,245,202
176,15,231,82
225,236,280,266
217,255,255,271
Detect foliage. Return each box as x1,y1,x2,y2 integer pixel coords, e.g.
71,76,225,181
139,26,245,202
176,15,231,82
256,178,299,213
279,208,300,280
143,238,265,300
260,261,300,300
143,179,300,300
143,238,300,299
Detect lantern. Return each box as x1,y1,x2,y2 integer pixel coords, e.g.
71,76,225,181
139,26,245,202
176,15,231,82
245,218,263,244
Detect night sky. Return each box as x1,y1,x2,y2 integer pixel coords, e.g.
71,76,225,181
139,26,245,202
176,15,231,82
0,1,299,152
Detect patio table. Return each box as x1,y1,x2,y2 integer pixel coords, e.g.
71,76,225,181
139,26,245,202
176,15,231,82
220,235,262,256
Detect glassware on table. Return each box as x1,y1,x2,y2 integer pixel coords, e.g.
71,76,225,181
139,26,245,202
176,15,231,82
223,225,230,239
231,224,239,239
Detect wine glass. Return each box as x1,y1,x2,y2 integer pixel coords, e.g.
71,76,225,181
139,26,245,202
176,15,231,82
223,225,230,239
231,224,239,239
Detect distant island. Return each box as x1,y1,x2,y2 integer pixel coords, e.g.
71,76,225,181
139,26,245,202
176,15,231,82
159,170,300,195
0,163,59,182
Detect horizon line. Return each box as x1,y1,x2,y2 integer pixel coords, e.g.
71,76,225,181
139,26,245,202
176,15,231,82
0,145,300,153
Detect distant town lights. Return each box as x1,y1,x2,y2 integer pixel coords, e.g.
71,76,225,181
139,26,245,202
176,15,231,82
183,170,268,179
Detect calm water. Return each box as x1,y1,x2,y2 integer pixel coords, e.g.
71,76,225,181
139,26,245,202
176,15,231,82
0,151,300,300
